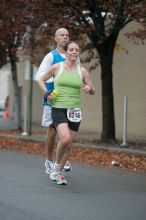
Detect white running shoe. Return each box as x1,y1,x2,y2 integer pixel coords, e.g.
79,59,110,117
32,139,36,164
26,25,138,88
56,172,67,185
50,162,60,180
50,165,67,185
45,160,54,175
50,171,67,185
50,170,58,181
64,160,72,172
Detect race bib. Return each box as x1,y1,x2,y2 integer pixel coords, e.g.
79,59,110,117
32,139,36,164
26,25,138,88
67,108,82,122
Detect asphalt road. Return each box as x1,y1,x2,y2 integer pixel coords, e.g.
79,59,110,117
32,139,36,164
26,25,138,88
0,150,146,220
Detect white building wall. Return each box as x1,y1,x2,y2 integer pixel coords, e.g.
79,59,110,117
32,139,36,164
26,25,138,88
7,21,146,142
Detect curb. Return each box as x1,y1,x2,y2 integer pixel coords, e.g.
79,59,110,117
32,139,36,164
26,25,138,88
0,133,146,157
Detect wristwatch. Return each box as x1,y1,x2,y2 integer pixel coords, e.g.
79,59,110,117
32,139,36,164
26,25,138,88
89,85,94,95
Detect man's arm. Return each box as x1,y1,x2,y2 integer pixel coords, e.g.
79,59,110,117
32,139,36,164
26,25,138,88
38,63,59,94
35,53,53,81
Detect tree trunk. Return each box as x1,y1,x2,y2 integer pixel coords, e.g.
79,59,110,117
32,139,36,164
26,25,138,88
9,53,22,130
97,40,116,142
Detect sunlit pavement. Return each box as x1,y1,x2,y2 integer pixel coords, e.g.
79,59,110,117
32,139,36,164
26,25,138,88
0,150,146,220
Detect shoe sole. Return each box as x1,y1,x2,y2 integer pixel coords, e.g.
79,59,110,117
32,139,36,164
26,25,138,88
57,181,67,185
64,168,71,172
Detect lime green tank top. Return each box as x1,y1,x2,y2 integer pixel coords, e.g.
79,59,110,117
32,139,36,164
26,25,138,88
53,62,83,108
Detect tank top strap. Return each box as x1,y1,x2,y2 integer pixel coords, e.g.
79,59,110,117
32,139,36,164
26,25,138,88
77,64,83,81
54,62,64,81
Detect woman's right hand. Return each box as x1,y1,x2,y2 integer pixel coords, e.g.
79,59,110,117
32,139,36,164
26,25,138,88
47,94,54,102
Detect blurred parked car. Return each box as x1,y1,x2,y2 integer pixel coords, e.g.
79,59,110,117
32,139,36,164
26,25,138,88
0,100,5,116
0,100,5,111
0,97,9,117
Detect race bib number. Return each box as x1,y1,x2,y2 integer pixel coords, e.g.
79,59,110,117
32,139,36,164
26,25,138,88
67,108,82,122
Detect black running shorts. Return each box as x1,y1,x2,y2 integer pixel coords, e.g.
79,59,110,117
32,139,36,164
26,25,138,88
52,108,81,132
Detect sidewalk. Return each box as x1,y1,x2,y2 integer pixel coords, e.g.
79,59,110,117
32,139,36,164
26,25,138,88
0,116,146,157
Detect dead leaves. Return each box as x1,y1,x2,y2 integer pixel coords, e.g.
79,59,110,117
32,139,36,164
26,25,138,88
0,135,146,172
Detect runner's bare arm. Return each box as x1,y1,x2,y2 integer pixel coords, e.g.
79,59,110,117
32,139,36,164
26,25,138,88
81,67,95,95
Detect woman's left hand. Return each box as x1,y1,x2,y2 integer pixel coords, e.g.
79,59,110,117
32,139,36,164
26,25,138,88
82,84,92,93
